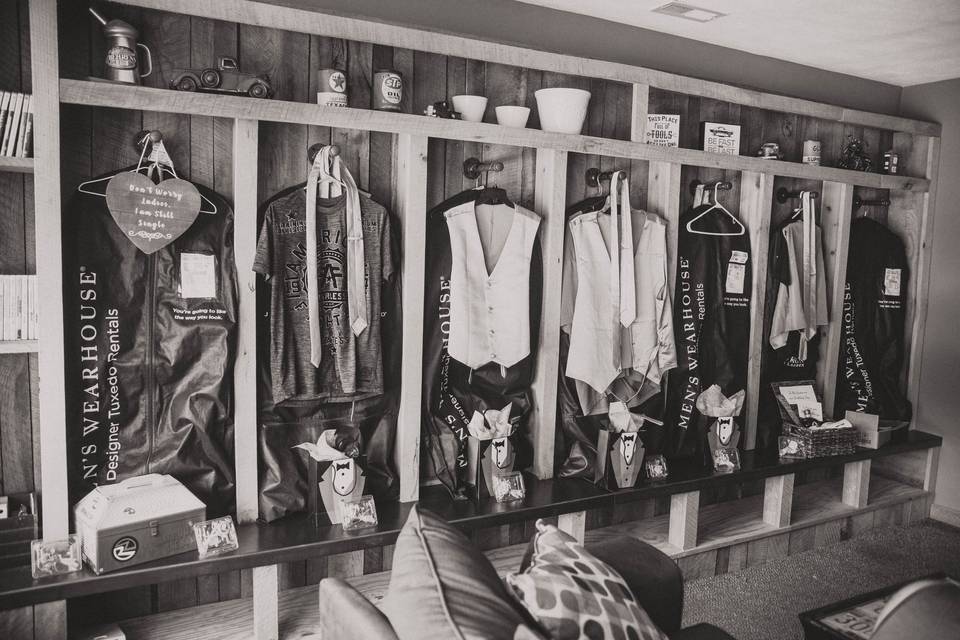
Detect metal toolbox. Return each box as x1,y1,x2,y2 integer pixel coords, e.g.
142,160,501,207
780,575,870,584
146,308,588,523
74,474,205,574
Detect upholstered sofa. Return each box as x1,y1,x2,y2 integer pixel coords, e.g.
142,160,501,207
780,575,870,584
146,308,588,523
316,506,735,639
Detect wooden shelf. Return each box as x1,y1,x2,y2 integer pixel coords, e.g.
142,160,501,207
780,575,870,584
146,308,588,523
0,340,38,354
0,156,33,174
115,0,940,137
0,431,939,612
58,79,930,193
90,475,929,640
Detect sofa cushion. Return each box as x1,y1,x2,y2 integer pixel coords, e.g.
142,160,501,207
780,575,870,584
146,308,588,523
381,505,539,640
506,520,669,640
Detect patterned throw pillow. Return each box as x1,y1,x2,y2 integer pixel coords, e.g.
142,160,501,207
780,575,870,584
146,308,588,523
505,520,669,640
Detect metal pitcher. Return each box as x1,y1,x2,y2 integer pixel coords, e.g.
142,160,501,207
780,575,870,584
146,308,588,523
90,8,153,85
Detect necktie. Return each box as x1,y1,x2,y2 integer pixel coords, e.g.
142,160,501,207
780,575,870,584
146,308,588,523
305,148,367,368
608,172,636,369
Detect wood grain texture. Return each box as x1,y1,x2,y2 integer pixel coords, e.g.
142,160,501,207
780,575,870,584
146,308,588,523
871,449,927,488
231,118,259,522
817,181,854,418
557,510,586,543
112,0,939,136
925,447,940,493
58,80,932,193
530,148,568,479
741,171,774,449
630,84,650,143
252,564,278,640
842,460,870,508
888,136,939,409
646,161,681,293
669,491,699,551
763,473,794,528
391,134,428,502
29,0,69,540
32,600,65,640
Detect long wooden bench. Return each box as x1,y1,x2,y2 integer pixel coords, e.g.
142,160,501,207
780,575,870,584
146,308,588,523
0,431,940,640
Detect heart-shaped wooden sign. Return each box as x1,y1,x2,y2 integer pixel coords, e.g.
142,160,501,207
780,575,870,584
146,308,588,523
105,171,202,254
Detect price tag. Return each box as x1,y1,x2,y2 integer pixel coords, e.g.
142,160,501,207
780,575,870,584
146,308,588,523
725,262,745,294
180,253,216,299
730,250,749,264
884,268,901,297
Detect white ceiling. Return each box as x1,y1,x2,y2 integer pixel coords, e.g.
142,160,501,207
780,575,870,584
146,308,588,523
514,0,960,87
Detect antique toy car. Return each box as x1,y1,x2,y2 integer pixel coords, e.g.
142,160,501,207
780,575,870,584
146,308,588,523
170,56,272,98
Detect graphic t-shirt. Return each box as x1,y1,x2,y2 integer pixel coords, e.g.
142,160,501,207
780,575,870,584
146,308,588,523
254,188,394,406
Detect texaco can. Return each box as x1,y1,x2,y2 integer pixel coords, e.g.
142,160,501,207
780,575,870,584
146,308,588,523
373,69,403,111
317,68,348,107
802,140,821,166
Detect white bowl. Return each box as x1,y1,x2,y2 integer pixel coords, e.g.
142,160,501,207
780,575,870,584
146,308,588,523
535,88,591,134
452,95,488,122
495,105,531,128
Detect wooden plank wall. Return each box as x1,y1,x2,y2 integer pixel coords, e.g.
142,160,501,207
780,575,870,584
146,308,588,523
3,2,922,630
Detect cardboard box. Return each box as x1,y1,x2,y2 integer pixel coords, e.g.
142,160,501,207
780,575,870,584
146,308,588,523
845,410,890,449
74,474,205,574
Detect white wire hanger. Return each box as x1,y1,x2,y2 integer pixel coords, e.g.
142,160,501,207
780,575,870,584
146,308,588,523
76,130,218,215
686,180,745,237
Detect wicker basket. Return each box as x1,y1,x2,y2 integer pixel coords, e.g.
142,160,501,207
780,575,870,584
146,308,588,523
787,423,859,458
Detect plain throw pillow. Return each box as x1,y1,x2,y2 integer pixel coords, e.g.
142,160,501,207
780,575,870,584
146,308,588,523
505,520,670,640
382,505,537,640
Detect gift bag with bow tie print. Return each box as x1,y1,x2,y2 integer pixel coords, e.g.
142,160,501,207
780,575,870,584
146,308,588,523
294,430,368,524
465,403,520,501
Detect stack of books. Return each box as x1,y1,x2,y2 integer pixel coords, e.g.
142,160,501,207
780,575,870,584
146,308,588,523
0,91,33,158
0,275,38,341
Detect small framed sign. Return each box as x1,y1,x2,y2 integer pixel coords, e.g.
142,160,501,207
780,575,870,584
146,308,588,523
192,516,239,558
701,122,741,155
645,114,680,147
31,534,83,578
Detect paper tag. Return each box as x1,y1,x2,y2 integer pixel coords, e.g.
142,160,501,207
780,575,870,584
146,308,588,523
180,253,216,298
883,268,901,297
730,250,749,264
779,384,818,405
725,262,745,294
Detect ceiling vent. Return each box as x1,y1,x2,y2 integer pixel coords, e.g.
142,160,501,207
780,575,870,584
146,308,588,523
652,2,726,23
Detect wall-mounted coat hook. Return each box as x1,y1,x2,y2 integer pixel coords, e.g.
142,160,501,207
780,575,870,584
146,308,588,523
585,167,623,188
463,157,503,181
776,187,819,204
133,129,163,152
307,143,340,164
853,194,890,209
689,179,732,195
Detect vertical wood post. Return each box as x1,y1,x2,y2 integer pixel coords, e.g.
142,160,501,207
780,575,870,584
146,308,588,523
741,171,774,450
530,148,568,479
630,84,650,143
817,181,854,418
33,601,67,640
558,511,586,544
763,473,794,528
392,134,428,501
30,0,69,541
843,460,871,509
252,564,279,640
889,135,940,409
924,447,940,493
646,161,682,292
232,118,260,523
669,490,699,551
